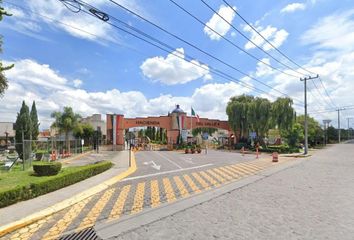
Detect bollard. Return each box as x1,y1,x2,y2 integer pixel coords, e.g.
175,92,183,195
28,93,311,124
272,152,278,162
241,146,245,156
256,147,259,159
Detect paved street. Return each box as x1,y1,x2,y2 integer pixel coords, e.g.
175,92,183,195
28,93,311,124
0,150,284,240
109,142,354,240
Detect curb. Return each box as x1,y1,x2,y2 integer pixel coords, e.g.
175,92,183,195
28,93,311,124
0,151,137,238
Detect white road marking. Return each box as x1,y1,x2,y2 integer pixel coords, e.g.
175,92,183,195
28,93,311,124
180,157,194,164
143,160,161,171
154,151,183,169
121,164,213,182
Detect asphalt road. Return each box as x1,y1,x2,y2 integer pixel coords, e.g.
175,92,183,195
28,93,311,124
111,143,354,240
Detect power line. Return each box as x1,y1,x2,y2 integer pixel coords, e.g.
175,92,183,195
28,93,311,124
105,0,305,103
199,0,307,78
167,0,300,79
58,0,308,107
56,0,297,100
223,0,313,76
222,0,338,108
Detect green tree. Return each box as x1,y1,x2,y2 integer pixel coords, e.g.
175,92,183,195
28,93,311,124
14,101,32,159
73,123,94,145
192,127,217,137
327,126,337,143
51,107,81,153
271,97,295,135
248,97,272,143
30,101,39,140
226,95,254,139
285,123,304,147
0,2,14,97
296,115,323,146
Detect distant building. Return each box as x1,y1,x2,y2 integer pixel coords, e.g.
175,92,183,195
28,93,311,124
80,114,106,139
0,122,15,145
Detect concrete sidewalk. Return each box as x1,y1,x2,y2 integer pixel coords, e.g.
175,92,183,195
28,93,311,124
0,150,131,228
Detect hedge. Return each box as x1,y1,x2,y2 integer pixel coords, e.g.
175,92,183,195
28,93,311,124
33,162,62,176
0,161,113,208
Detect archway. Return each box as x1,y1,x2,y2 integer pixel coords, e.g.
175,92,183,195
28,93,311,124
106,105,236,150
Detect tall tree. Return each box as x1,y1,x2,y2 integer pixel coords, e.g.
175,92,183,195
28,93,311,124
14,101,32,159
30,101,39,140
73,122,94,145
51,107,81,153
248,97,272,142
0,2,14,97
226,95,254,139
271,97,295,135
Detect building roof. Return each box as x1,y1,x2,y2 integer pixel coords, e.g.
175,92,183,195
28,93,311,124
171,104,185,114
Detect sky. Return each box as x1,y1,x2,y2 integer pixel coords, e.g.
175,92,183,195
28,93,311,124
1,0,354,130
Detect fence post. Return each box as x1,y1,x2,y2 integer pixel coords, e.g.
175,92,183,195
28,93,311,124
22,131,25,171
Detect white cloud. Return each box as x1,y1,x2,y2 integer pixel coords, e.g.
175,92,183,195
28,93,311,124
281,3,306,13
263,9,354,126
73,79,83,88
255,58,274,77
140,48,212,85
204,5,236,41
3,0,150,43
244,24,289,51
0,59,250,129
301,9,354,51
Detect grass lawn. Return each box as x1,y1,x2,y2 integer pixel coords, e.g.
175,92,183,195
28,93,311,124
0,163,91,192
0,161,113,207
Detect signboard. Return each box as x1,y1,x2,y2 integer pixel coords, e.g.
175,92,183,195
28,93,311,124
202,132,209,140
250,132,257,139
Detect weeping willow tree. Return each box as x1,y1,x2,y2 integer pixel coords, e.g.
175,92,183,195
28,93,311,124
226,95,254,139
226,95,295,143
248,97,272,141
271,97,295,136
0,2,13,97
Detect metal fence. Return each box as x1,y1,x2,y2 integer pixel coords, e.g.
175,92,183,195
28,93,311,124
0,138,94,171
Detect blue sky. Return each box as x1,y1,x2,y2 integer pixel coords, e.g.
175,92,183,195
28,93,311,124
1,0,354,129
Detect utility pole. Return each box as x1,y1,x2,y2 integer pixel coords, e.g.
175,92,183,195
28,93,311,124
300,75,319,155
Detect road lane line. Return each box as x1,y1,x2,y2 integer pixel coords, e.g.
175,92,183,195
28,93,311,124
239,162,264,170
162,178,176,203
236,164,262,174
77,188,115,231
173,176,190,197
121,164,213,182
131,182,146,214
191,172,211,190
42,196,93,240
183,174,201,194
108,185,131,221
150,180,160,208
154,151,183,169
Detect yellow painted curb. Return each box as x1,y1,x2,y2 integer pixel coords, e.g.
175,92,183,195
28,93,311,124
0,151,137,238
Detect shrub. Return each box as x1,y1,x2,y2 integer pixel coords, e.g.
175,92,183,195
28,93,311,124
0,161,112,208
33,162,62,176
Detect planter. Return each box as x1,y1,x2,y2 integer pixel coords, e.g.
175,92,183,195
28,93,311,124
185,148,189,154
191,149,195,154
197,148,201,154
